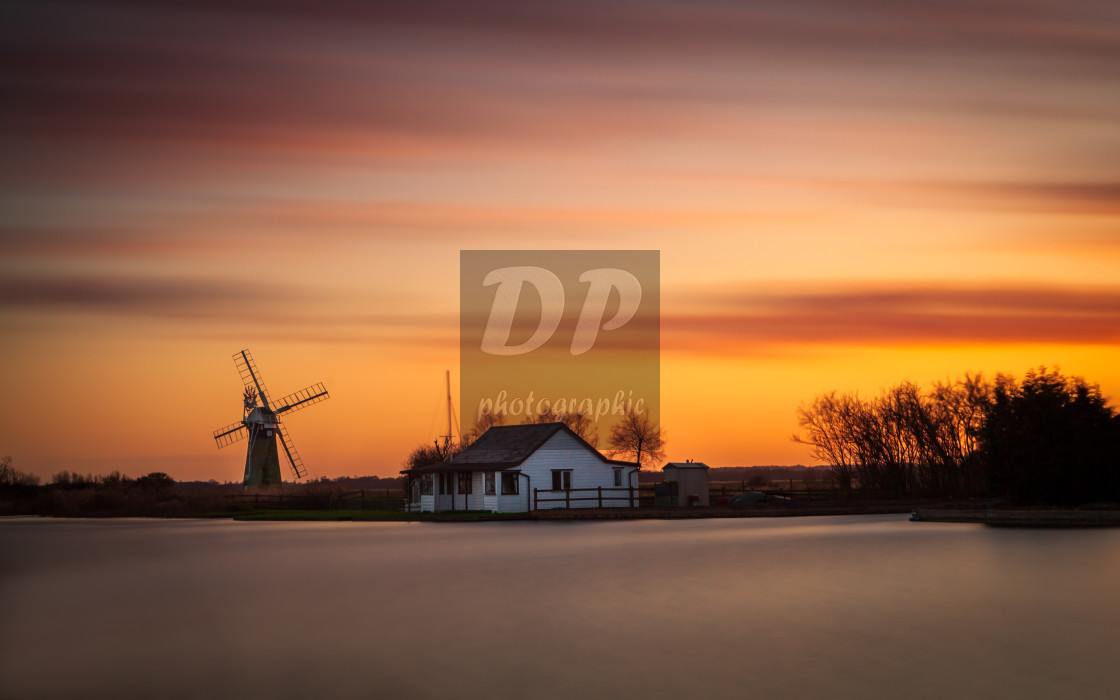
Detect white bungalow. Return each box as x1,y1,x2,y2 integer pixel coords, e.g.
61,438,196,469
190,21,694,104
402,422,640,513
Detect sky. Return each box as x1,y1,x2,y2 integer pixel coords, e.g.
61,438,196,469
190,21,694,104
2,0,1119,482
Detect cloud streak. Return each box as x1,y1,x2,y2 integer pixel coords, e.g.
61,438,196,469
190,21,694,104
9,274,1116,351
665,282,1120,353
0,274,304,317
5,0,1118,159
0,272,458,348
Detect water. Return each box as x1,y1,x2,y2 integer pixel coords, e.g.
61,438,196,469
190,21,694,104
2,515,1118,699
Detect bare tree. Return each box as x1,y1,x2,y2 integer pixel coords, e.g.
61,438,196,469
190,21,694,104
523,408,600,448
928,373,992,497
402,440,462,469
793,374,997,499
792,392,859,492
0,456,40,488
463,410,505,446
607,409,665,468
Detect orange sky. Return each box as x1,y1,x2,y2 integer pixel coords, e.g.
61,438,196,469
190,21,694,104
2,0,1119,481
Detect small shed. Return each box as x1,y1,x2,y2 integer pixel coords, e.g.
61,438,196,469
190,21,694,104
662,461,710,507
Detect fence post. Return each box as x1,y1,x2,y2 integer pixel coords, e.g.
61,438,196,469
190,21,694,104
629,485,634,508
533,488,538,511
598,486,603,508
566,489,570,509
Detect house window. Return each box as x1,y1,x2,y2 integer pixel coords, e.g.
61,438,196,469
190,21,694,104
501,472,519,495
613,468,623,488
458,472,473,495
551,470,572,491
420,474,434,495
438,473,452,495
484,472,496,495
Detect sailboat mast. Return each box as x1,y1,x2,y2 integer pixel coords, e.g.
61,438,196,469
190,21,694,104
445,369,452,447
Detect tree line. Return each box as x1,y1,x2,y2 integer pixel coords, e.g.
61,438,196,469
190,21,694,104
794,367,1120,504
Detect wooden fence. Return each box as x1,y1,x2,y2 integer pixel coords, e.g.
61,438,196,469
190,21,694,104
533,486,658,509
532,484,838,510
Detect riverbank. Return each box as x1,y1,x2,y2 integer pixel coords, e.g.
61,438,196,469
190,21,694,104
913,507,1120,528
232,501,917,522
236,503,1120,525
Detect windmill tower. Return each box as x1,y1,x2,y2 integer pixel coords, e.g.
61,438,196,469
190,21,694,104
212,349,330,486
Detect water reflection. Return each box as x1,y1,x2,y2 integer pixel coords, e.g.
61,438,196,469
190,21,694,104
2,516,1118,699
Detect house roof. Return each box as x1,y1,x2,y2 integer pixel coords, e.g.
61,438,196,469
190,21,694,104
402,422,638,474
663,461,710,470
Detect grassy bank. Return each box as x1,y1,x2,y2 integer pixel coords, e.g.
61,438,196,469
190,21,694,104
8,478,1115,526
913,507,1120,528
232,509,530,522
230,501,917,522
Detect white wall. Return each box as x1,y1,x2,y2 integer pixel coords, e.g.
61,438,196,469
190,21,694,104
489,471,530,513
519,430,638,510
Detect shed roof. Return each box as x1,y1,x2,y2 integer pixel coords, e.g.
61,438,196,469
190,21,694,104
402,422,637,474
663,461,710,470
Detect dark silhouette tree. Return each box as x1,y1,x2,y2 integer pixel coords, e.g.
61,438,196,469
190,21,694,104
607,409,665,468
403,440,463,469
134,472,174,491
101,470,131,488
795,368,1119,504
979,367,1119,505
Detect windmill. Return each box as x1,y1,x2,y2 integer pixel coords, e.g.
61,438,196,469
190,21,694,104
212,349,330,486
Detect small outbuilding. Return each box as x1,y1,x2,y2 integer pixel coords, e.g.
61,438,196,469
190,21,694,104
661,461,711,507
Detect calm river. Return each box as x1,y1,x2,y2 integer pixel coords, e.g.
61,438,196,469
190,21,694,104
2,515,1118,699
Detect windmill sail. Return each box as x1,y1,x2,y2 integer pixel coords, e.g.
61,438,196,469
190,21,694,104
233,349,272,409
276,422,308,479
273,383,329,415
213,421,248,448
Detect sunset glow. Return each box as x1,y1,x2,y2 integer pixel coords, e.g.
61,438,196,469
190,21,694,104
3,0,1119,481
